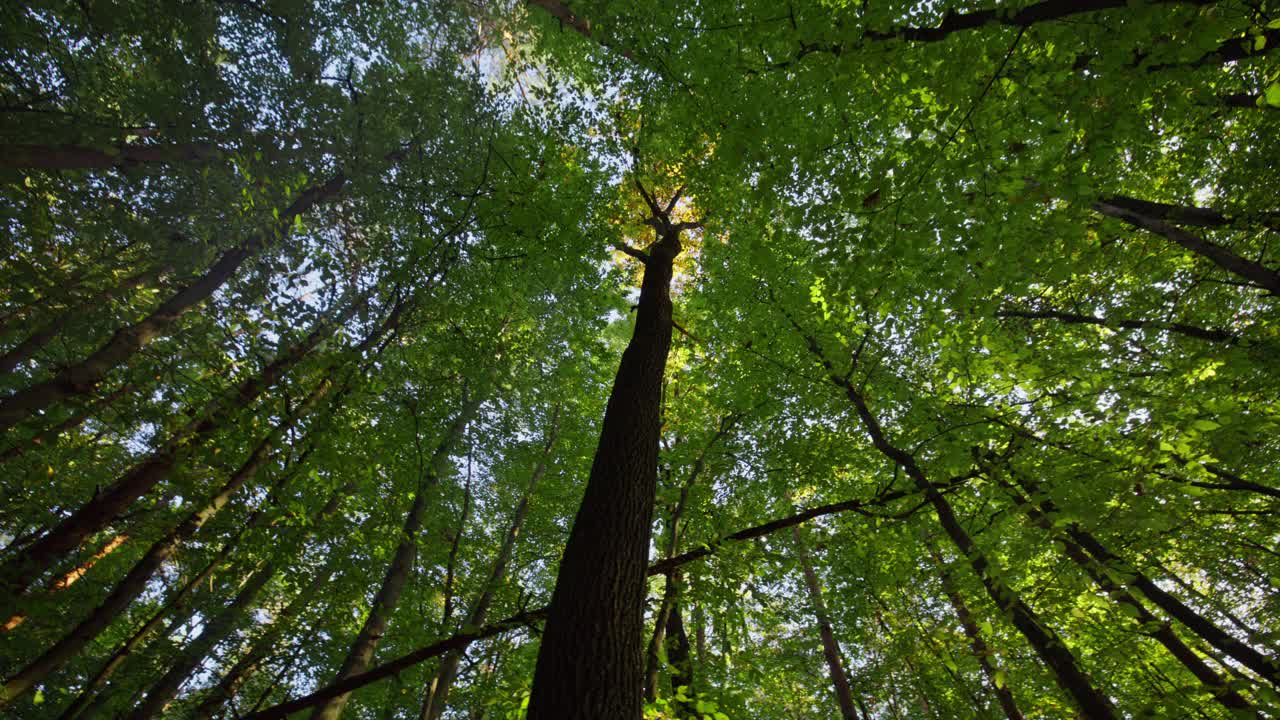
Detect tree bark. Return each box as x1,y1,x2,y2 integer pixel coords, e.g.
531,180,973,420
928,547,1026,720
797,328,1118,719
525,191,690,720
308,394,480,720
0,290,363,602
997,475,1257,714
793,524,861,720
0,171,347,434
422,414,558,720
664,580,694,717
1093,200,1280,295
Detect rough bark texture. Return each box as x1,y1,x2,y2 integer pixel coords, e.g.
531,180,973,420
798,329,1118,719
998,476,1256,714
308,396,479,720
0,172,346,434
423,417,558,720
793,525,861,720
0,290,361,602
1094,200,1280,295
525,197,688,720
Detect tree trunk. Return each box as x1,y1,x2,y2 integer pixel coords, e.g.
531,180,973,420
929,545,1026,720
0,172,347,433
525,196,689,720
127,482,348,720
797,329,1118,719
2,532,129,632
997,475,1257,714
1093,200,1280,295
0,142,221,170
422,414,558,720
308,395,480,720
0,290,362,602
664,585,694,717
54,534,239,720
1009,471,1280,688
0,264,170,376
792,524,861,720
0,378,330,705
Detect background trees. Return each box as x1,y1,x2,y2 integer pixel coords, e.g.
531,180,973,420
2,0,1278,718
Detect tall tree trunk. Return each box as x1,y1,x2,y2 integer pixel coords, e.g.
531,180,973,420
0,290,365,602
1093,200,1280,294
0,141,221,170
0,172,347,433
525,191,691,720
127,483,349,720
996,475,1257,714
644,414,737,702
2,532,129,632
308,394,480,720
1008,470,1280,688
0,264,170,377
0,377,330,705
797,328,1118,719
928,545,1026,720
664,582,694,717
422,414,559,720
54,525,249,720
792,524,861,720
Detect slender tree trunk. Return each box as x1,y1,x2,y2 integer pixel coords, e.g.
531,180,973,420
2,532,129,632
1009,470,1280,688
0,290,363,602
0,377,330,705
525,194,690,720
664,581,694,717
54,532,244,720
308,395,480,720
792,524,861,720
997,475,1257,714
0,142,221,170
0,383,133,463
797,328,1118,719
190,525,358,720
1093,200,1280,294
422,415,559,720
0,264,169,376
929,545,1026,720
644,414,736,702
127,481,349,720
0,172,347,434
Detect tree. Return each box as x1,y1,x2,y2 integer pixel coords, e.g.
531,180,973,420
3,0,1279,719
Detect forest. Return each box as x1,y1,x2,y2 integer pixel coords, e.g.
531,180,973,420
1,0,1278,718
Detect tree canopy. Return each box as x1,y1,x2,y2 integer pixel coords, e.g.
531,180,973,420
1,0,1278,718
